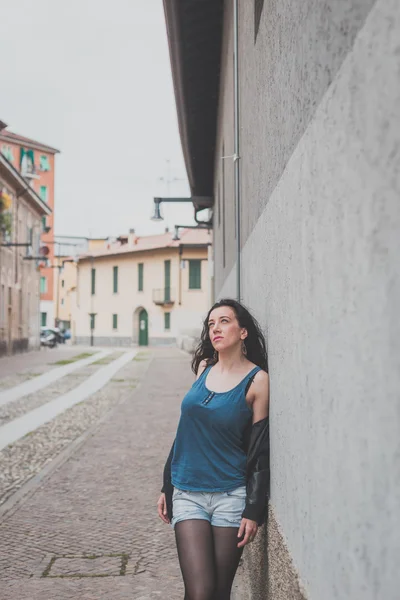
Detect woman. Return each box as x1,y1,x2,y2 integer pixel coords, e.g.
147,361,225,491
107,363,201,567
157,299,270,600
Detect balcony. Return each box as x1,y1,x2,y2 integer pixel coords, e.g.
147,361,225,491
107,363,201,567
21,163,40,180
153,287,175,306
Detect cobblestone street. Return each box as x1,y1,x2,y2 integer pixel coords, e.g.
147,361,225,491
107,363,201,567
0,347,194,599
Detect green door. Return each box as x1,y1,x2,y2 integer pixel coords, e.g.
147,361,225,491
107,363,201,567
138,309,148,346
164,260,171,302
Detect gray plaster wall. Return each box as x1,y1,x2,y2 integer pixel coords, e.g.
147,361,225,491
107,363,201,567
214,0,377,287
215,0,400,598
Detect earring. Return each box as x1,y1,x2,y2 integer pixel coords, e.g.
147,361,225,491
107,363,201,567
242,340,247,356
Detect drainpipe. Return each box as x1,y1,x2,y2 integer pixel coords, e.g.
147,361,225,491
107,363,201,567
233,0,241,302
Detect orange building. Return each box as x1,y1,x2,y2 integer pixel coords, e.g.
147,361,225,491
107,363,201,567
0,129,59,327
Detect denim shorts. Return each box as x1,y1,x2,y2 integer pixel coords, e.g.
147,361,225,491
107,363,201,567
171,485,246,529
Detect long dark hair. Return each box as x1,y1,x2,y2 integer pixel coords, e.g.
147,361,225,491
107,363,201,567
191,298,268,375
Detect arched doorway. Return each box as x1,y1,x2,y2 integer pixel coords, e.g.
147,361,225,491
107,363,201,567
133,306,148,346
138,309,148,346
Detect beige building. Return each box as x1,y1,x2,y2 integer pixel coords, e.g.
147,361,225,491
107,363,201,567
72,228,212,346
0,134,51,356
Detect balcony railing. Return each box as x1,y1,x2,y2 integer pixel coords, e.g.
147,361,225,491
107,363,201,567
153,287,175,306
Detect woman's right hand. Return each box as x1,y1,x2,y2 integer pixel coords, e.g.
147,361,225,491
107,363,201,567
157,493,170,524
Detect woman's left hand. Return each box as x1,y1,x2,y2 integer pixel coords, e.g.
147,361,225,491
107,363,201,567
237,518,258,548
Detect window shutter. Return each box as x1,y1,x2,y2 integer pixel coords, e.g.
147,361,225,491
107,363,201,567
189,260,201,289
138,263,144,291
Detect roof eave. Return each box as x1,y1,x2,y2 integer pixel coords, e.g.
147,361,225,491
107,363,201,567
163,0,224,202
0,154,52,216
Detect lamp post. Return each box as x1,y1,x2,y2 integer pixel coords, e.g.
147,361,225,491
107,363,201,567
151,197,193,222
151,196,213,227
172,223,210,241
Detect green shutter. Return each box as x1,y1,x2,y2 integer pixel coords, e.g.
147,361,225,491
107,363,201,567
19,147,26,167
91,268,96,295
41,216,47,231
138,263,144,291
1,145,13,162
112,314,118,329
40,277,47,294
164,260,171,302
164,312,171,331
40,186,47,202
41,312,47,327
90,313,96,329
189,260,201,289
40,155,50,171
113,266,118,293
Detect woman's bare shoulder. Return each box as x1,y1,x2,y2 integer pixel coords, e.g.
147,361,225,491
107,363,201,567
196,359,209,380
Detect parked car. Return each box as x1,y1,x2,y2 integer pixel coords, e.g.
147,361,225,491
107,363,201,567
40,327,58,348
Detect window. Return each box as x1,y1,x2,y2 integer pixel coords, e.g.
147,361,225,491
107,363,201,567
113,266,118,293
41,216,47,232
164,260,171,302
61,279,65,288
90,313,96,329
40,276,47,294
40,155,50,171
164,312,171,331
138,263,144,291
61,299,64,306
189,260,201,289
91,268,96,295
20,148,35,175
1,145,14,162
41,312,47,327
40,186,48,203
112,314,118,330
0,285,4,324
26,226,32,256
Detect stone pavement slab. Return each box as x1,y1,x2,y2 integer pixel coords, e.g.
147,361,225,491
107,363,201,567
0,350,137,451
0,346,92,379
0,349,110,407
0,348,189,599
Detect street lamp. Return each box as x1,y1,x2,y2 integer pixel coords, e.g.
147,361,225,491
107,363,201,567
172,223,210,241
151,197,193,222
150,196,214,227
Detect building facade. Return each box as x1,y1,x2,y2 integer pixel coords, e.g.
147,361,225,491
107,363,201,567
53,235,109,332
73,228,211,346
0,128,59,328
164,2,400,599
0,134,51,356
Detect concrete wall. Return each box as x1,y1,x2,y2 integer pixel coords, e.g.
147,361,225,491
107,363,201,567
215,0,400,598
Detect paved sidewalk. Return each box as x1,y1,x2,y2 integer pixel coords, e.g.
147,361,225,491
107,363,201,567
0,348,192,599
0,346,87,379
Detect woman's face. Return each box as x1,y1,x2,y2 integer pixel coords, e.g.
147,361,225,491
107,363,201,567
208,306,247,352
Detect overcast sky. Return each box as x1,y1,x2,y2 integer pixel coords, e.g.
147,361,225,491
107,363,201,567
0,0,196,238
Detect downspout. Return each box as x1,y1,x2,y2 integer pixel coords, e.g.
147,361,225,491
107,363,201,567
233,0,241,302
178,244,183,305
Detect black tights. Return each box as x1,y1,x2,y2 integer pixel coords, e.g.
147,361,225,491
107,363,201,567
175,519,243,600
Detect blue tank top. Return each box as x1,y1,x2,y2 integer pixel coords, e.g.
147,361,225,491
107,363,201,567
171,364,261,492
